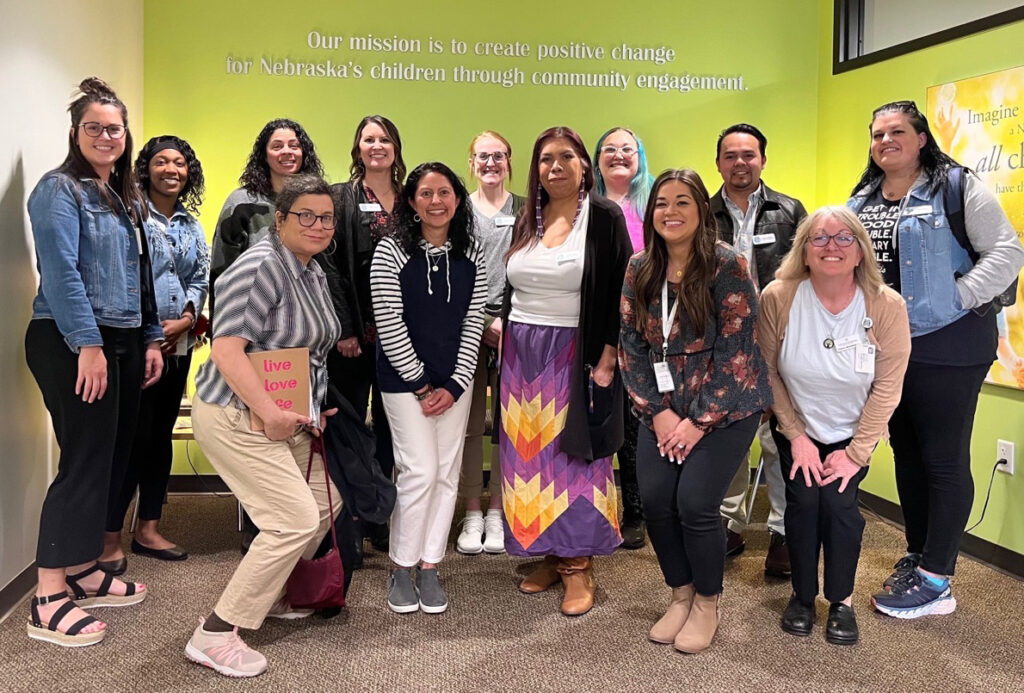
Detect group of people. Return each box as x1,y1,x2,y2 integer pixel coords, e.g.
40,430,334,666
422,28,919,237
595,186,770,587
24,76,1024,679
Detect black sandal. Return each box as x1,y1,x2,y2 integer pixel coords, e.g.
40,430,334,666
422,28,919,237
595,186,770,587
26,591,105,647
66,563,147,608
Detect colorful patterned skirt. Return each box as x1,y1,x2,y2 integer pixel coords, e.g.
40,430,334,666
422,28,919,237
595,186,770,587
500,321,621,557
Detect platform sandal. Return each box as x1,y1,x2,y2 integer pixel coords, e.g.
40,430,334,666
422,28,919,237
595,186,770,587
66,563,147,608
26,592,105,647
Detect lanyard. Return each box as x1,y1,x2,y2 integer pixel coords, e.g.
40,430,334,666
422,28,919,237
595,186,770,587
661,280,680,360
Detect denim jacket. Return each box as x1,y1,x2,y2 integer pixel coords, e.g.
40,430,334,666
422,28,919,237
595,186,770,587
28,170,163,351
145,199,210,350
848,176,971,337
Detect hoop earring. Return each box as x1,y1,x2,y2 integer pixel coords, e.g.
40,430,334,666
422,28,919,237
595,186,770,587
414,213,421,222
325,238,338,255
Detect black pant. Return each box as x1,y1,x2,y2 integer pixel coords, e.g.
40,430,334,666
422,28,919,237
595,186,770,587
326,347,394,479
889,361,988,576
772,424,868,604
109,351,192,531
618,398,643,523
26,320,144,568
636,414,759,595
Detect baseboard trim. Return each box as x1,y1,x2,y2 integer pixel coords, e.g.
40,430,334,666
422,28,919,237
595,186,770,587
0,563,37,625
859,491,1024,580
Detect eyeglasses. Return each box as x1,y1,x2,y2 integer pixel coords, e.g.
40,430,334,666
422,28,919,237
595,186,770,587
872,100,919,117
600,145,636,157
285,210,336,230
809,233,856,247
474,152,507,163
79,122,126,139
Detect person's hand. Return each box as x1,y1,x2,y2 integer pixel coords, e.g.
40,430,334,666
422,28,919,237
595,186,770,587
1011,358,1024,389
264,408,311,441
160,316,191,355
652,409,684,460
142,343,163,389
934,105,960,148
660,418,706,464
820,449,861,493
306,407,338,437
76,346,107,403
591,363,614,387
336,337,362,358
788,434,824,487
421,388,455,417
482,318,503,349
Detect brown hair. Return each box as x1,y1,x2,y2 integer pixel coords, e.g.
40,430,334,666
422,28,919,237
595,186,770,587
349,114,406,191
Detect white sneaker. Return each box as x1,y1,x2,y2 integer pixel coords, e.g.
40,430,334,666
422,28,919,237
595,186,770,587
483,509,506,554
456,511,484,554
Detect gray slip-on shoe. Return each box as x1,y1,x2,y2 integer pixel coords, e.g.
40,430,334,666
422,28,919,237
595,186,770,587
387,568,419,614
416,568,448,614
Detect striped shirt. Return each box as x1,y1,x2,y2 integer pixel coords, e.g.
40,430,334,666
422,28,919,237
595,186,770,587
371,235,487,399
195,233,341,419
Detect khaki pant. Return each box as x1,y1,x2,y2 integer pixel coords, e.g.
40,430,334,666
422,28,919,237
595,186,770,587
191,397,341,629
720,419,786,534
458,346,501,501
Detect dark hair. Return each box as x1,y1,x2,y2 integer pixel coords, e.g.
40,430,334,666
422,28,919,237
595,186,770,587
60,77,147,223
507,126,594,259
134,135,205,214
273,174,333,218
633,169,718,335
240,118,324,198
393,162,474,257
851,100,962,195
716,123,768,159
349,115,406,190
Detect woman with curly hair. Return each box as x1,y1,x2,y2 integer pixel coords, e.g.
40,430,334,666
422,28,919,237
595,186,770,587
103,136,210,570
369,162,486,614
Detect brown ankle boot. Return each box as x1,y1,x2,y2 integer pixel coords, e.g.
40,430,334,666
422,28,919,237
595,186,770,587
673,592,720,653
558,556,595,616
649,584,695,644
519,555,561,594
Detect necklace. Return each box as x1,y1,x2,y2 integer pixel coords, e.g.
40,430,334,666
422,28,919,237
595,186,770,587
428,252,442,273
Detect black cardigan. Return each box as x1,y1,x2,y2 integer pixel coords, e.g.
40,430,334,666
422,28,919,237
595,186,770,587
499,193,633,460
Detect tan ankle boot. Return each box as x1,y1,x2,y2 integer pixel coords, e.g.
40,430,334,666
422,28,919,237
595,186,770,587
673,592,720,653
519,555,561,594
649,584,695,644
558,556,595,616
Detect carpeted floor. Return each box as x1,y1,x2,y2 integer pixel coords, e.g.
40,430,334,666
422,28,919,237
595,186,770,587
2,492,1022,692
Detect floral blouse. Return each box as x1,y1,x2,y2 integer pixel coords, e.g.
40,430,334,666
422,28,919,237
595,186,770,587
619,242,772,430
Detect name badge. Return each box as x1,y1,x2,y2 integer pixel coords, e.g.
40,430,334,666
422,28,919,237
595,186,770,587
834,335,860,352
905,205,933,216
653,361,675,393
175,337,189,357
134,225,143,256
855,343,876,376
556,250,582,265
494,215,516,226
752,232,777,246
359,203,382,212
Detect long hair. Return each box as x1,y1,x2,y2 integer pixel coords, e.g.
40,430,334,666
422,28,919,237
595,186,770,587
59,77,147,223
593,127,653,213
775,206,885,295
468,130,514,182
134,135,205,214
851,100,962,195
240,118,324,198
506,126,594,259
349,115,406,190
633,169,718,336
393,162,474,257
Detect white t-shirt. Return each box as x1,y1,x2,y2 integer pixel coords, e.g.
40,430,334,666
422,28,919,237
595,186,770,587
507,197,589,327
777,280,873,444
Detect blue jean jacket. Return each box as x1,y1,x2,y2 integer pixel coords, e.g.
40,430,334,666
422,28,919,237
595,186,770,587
28,170,163,351
848,176,971,337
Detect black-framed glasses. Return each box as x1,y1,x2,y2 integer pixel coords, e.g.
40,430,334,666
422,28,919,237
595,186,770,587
809,233,856,247
872,100,919,117
79,122,126,139
285,210,336,230
474,152,507,163
600,145,637,157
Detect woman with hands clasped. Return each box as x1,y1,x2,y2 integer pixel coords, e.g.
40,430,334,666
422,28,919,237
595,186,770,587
619,169,771,654
756,206,910,645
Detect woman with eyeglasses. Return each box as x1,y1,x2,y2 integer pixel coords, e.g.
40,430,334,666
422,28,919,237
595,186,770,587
848,101,1024,619
186,175,342,677
24,77,163,647
455,131,524,556
593,127,654,550
756,207,910,645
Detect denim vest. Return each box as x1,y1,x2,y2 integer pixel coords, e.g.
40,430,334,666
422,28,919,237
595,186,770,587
28,170,161,351
848,176,972,337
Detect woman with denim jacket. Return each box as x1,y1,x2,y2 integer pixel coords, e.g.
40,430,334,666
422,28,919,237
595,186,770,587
24,78,164,647
104,136,210,569
619,169,771,653
847,101,1024,619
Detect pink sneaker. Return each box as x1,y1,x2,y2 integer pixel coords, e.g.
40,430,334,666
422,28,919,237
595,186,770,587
185,618,267,678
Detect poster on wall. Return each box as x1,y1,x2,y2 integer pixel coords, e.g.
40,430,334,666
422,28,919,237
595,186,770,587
928,65,1024,390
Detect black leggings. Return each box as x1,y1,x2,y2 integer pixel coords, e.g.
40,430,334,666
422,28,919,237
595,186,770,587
636,414,759,595
26,320,143,568
618,397,643,523
889,361,988,576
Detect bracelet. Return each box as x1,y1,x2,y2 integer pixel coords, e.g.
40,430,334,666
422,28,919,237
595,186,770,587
182,311,197,329
688,417,713,433
414,386,434,401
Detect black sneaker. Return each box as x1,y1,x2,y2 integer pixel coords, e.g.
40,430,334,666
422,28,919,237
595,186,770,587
882,552,921,591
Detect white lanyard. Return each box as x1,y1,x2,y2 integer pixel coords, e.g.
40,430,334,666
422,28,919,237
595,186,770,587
661,280,680,360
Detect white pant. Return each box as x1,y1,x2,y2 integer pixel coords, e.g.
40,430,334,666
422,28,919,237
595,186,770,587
383,389,474,566
721,419,786,535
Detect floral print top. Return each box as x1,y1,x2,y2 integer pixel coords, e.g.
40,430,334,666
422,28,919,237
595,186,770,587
619,242,772,430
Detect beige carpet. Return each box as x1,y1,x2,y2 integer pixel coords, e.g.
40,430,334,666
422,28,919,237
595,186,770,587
1,493,1022,692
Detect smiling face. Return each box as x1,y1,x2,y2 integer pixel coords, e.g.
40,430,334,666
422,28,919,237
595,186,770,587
147,148,188,203
870,112,926,175
265,128,303,178
803,214,863,280
598,129,639,194
538,137,584,201
75,103,126,180
358,121,396,175
652,179,701,250
276,193,335,264
410,171,459,236
716,132,764,196
470,135,509,189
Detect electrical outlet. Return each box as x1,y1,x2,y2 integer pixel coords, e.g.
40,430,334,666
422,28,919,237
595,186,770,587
997,440,1015,476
